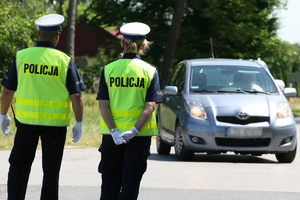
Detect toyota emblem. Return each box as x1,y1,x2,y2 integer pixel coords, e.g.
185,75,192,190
238,112,249,120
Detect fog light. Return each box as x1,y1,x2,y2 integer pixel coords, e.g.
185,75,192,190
285,137,291,143
189,136,206,144
192,137,199,143
280,136,294,145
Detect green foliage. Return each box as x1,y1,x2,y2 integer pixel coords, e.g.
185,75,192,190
82,0,175,66
0,1,39,81
0,0,60,83
8,0,49,18
82,0,285,73
56,0,90,26
263,40,300,96
80,47,118,90
289,97,300,117
0,92,102,149
2,0,300,96
177,0,285,61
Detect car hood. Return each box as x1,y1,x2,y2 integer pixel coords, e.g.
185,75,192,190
186,94,286,116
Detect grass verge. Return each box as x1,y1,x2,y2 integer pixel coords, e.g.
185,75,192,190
0,93,102,150
289,97,300,117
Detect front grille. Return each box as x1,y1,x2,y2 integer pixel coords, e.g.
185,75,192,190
216,116,269,125
215,138,271,147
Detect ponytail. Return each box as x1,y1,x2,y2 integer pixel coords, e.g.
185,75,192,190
121,38,153,55
129,41,138,54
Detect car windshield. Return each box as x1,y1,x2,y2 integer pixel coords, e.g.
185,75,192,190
189,65,279,94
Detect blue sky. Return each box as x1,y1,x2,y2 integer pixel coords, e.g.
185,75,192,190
277,0,300,44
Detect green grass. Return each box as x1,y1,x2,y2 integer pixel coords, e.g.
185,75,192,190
1,94,299,150
0,93,102,150
289,97,300,117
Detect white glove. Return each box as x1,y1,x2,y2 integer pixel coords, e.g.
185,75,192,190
111,129,127,145
120,126,139,142
0,113,11,135
72,121,82,143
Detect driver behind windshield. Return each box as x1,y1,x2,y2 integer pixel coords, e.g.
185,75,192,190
233,73,263,91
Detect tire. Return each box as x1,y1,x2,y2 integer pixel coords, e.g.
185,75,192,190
275,144,297,163
156,134,171,155
174,125,194,161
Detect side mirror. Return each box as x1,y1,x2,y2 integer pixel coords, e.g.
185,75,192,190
284,88,297,97
274,79,285,93
164,86,178,96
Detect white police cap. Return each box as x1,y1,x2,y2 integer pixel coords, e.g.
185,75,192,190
35,14,64,31
120,22,150,40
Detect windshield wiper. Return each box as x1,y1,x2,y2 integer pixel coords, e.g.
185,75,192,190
193,89,217,93
219,90,248,94
192,89,270,95
244,90,270,95
235,88,248,94
214,89,248,94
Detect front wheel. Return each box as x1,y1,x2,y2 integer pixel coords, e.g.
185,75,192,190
156,134,171,155
174,125,194,161
275,144,297,163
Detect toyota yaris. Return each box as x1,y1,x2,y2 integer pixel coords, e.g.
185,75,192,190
156,59,297,163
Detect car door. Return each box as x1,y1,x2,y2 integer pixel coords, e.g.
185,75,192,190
160,63,186,141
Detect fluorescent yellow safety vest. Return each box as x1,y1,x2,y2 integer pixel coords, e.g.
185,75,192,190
100,58,157,136
15,47,72,126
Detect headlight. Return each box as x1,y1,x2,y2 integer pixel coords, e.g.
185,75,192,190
184,100,208,120
276,102,290,119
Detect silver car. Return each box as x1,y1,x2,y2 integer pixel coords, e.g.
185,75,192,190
156,58,297,163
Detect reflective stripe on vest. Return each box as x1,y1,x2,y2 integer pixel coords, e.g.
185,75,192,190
100,114,157,135
100,59,157,136
15,47,71,126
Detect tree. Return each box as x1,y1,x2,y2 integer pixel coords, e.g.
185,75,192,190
82,0,176,71
55,0,91,25
161,0,187,87
66,0,77,58
82,47,116,90
0,0,39,82
82,0,285,84
0,0,60,84
262,38,300,95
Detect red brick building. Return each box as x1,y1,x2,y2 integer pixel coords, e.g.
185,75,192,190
56,19,122,60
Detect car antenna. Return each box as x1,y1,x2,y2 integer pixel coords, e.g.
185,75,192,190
210,37,214,59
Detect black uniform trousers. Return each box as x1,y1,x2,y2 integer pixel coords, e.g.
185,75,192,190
99,135,151,200
7,119,67,200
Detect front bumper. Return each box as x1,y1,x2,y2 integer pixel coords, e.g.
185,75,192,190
180,111,297,154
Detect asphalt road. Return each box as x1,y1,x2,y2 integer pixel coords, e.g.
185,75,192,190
1,119,300,200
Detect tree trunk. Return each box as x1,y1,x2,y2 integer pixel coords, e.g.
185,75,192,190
161,0,187,88
66,0,77,59
57,0,65,14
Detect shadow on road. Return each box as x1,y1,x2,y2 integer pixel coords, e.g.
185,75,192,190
148,153,279,164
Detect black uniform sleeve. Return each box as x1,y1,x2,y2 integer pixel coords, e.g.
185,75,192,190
146,70,162,103
96,68,109,100
66,59,86,95
1,57,18,91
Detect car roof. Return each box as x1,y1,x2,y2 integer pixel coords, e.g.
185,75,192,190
184,58,262,68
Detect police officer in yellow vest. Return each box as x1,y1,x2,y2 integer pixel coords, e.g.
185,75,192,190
0,14,85,200
97,22,162,200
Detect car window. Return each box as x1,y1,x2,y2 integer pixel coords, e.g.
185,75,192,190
168,64,186,93
190,66,279,94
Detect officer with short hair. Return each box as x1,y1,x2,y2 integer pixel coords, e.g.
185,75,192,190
97,22,162,200
0,14,86,200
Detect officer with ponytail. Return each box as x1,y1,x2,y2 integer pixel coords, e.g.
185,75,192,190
0,14,85,200
97,22,162,200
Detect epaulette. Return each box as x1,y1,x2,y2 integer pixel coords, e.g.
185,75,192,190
143,60,158,71
56,49,72,57
105,60,116,66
